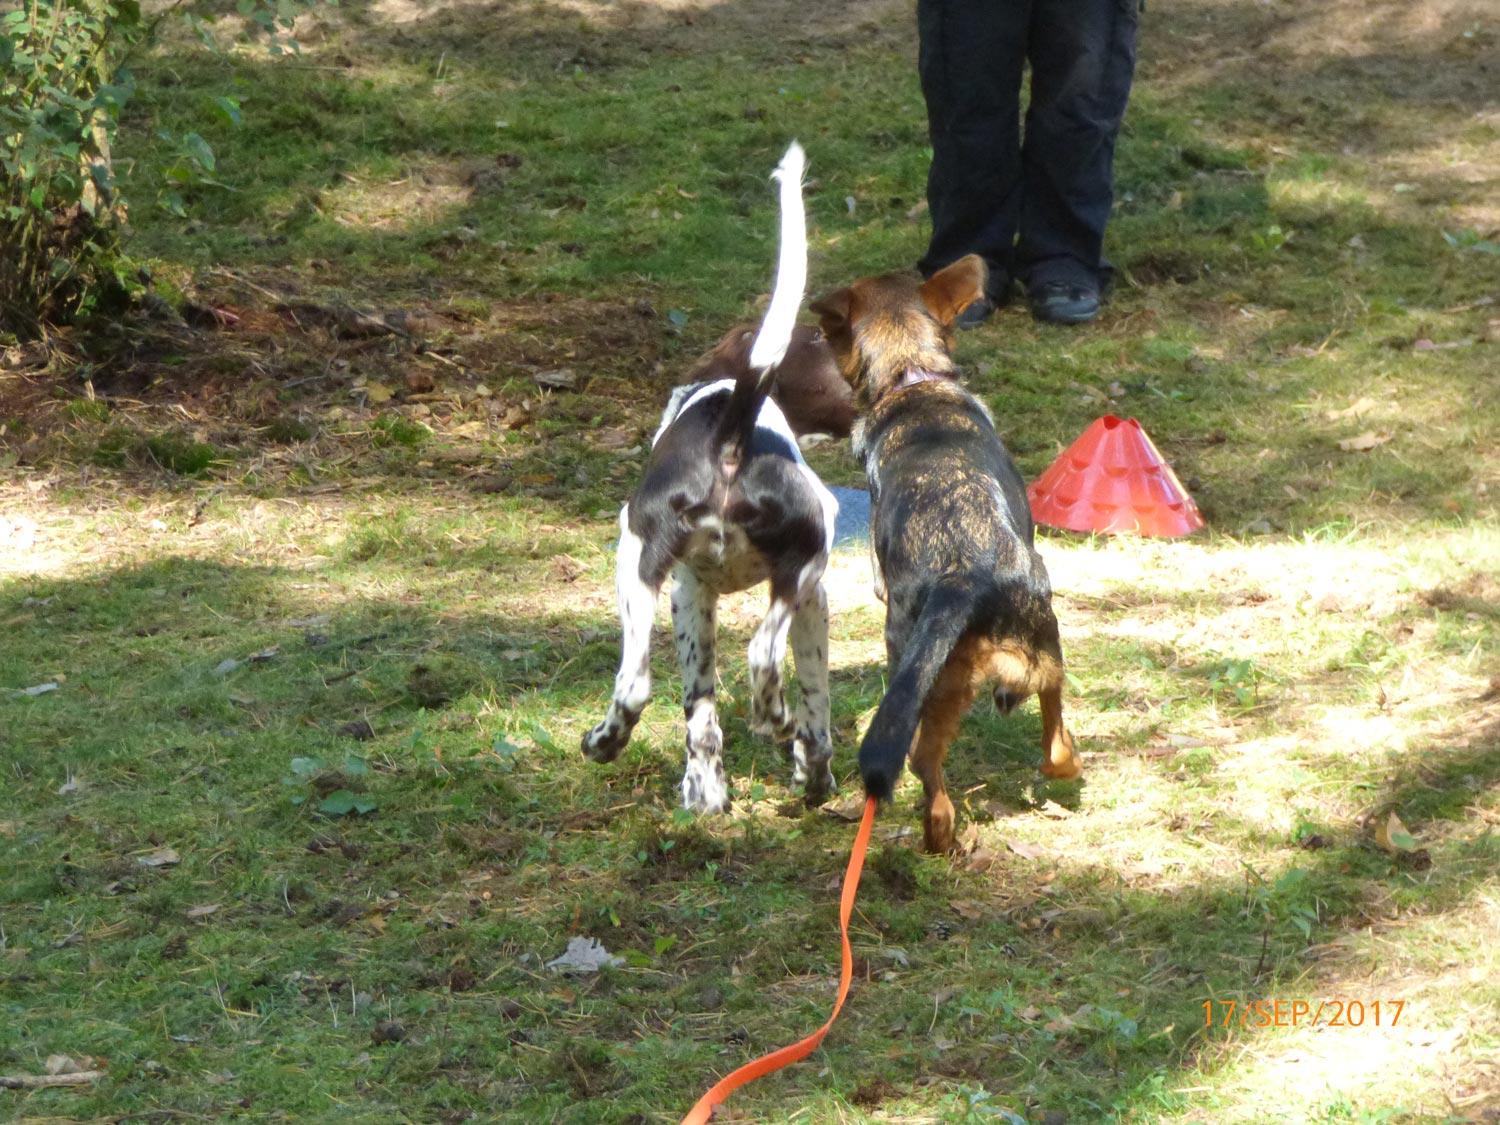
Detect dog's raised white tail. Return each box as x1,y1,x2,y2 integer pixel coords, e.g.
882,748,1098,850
747,141,807,376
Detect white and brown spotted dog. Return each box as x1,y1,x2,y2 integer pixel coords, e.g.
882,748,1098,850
582,143,838,814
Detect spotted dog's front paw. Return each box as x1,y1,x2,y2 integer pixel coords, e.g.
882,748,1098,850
581,722,629,763
681,748,730,815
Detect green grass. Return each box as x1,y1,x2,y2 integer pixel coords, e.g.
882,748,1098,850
4,0,1500,1122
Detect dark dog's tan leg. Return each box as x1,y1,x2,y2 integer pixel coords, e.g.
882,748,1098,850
911,662,979,854
1036,676,1081,780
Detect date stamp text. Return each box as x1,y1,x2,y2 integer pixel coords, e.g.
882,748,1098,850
1203,999,1403,1029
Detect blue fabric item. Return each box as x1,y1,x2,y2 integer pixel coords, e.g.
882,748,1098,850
831,486,872,548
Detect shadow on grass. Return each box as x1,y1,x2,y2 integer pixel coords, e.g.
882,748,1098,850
6,549,1499,1119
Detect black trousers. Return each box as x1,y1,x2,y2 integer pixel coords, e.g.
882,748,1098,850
917,0,1139,293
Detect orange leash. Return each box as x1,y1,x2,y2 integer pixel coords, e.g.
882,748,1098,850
679,795,878,1125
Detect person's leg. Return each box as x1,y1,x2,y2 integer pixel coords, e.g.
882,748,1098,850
1017,0,1138,315
917,0,1031,303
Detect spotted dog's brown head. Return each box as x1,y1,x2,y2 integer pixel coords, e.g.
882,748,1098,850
809,255,986,409
689,322,855,440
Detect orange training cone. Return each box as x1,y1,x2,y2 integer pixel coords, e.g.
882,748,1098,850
1027,415,1205,537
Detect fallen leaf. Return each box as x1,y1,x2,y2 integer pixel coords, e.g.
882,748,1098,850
546,936,624,973
46,1054,95,1076
1006,838,1048,860
533,368,577,389
137,847,182,868
186,903,221,919
821,798,867,822
966,848,997,873
1375,810,1417,854
1337,431,1390,453
1035,800,1074,819
1325,396,1377,420
318,790,378,817
949,900,985,921
591,427,635,450
364,382,394,404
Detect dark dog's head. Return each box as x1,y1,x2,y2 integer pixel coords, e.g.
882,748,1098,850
809,255,986,409
689,322,855,440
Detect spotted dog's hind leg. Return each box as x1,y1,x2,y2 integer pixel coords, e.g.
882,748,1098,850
747,576,801,745
672,566,729,814
787,578,835,805
582,506,660,763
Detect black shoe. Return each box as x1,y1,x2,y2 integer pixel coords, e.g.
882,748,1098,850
954,297,996,330
1029,279,1100,325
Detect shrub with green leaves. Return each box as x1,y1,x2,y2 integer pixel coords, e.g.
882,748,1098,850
1,0,333,337
0,0,141,335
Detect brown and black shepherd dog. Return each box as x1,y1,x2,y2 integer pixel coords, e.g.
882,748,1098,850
810,254,1082,853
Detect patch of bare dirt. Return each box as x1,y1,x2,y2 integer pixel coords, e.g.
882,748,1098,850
1145,0,1497,108
0,273,669,488
1143,0,1499,229
325,0,911,58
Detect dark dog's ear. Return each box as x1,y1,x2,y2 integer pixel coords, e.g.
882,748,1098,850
920,255,987,327
809,287,854,335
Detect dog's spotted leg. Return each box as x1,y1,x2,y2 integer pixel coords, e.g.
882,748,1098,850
1036,678,1081,781
582,507,658,763
747,581,800,744
787,578,835,804
673,566,729,814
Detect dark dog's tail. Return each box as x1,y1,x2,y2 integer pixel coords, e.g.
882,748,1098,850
859,576,984,801
713,141,807,463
